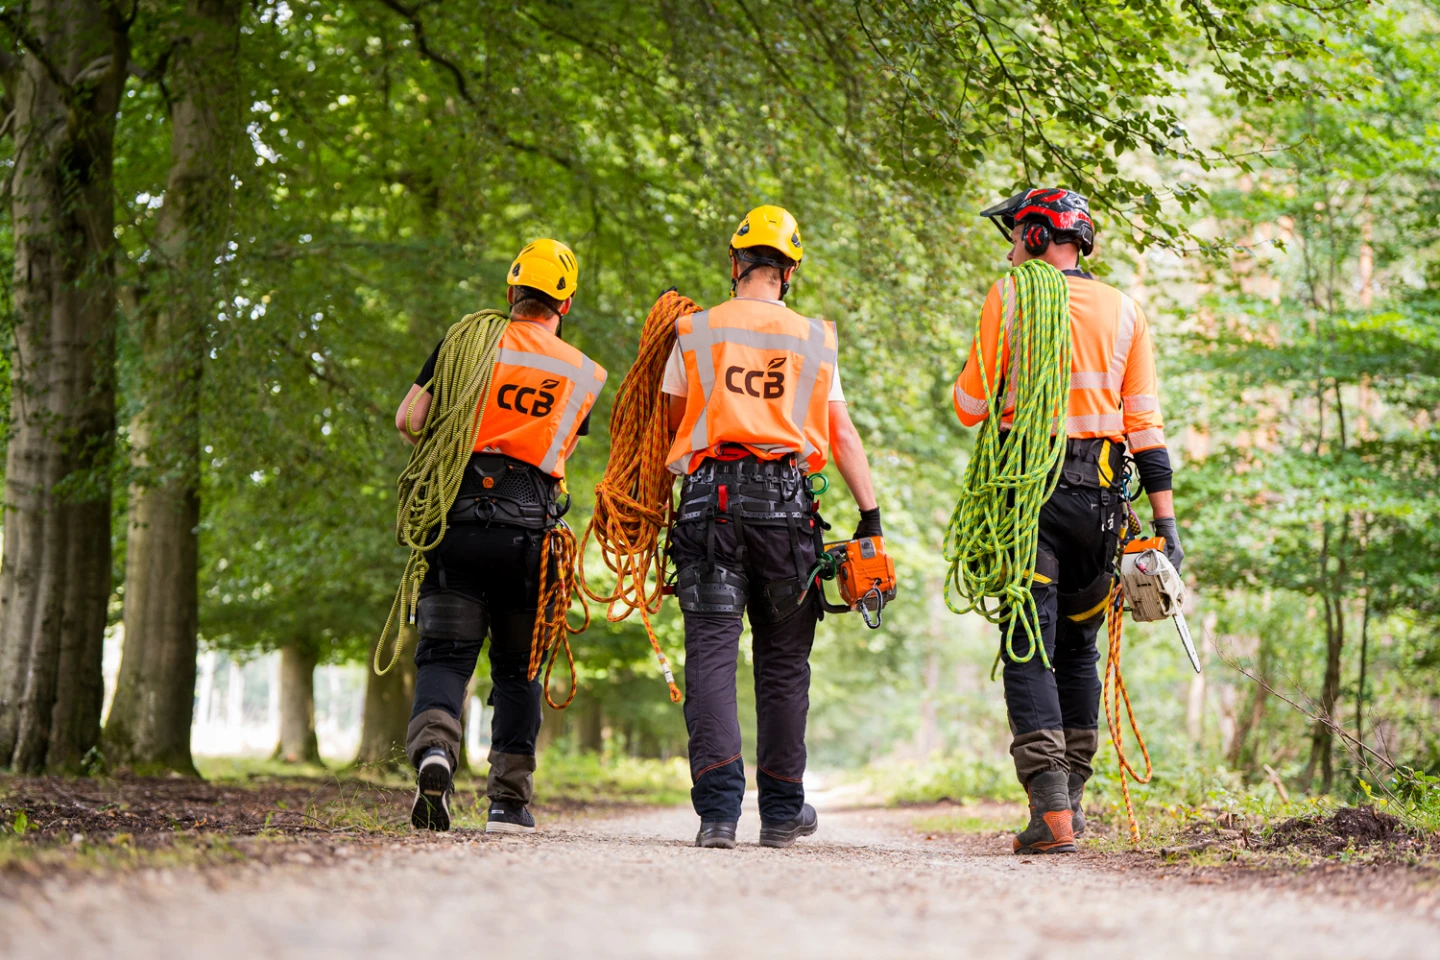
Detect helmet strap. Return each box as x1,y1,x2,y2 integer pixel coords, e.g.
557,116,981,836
733,249,794,300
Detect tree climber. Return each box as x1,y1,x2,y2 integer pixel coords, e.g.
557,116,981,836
953,189,1183,854
394,239,607,834
664,205,881,849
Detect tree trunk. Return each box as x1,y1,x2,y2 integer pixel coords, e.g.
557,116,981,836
272,644,321,764
0,1,129,774
578,696,603,754
1228,632,1271,775
1302,523,1347,794
104,0,242,776
354,628,416,770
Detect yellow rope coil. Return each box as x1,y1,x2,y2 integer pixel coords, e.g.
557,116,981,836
943,259,1073,668
374,310,510,676
579,289,697,704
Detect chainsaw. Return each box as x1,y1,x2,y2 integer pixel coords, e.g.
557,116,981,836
802,535,898,629
1118,536,1201,673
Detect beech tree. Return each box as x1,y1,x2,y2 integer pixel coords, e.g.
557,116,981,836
0,0,130,774
105,0,243,775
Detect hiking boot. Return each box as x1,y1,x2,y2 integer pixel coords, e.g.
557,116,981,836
411,749,452,832
486,802,536,835
1069,772,1087,837
759,803,818,849
1014,770,1076,855
695,821,738,849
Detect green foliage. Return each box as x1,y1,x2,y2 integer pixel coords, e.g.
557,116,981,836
8,0,1434,797
875,756,1021,805
527,752,692,807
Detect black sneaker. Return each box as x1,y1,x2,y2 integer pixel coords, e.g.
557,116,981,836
759,803,818,848
411,749,452,832
486,801,536,835
695,821,738,849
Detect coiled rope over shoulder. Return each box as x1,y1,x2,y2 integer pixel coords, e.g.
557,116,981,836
375,309,510,676
578,289,698,704
943,259,1072,667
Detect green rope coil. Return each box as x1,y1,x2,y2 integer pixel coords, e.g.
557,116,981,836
943,259,1073,668
374,309,511,675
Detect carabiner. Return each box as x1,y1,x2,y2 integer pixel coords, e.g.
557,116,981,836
859,585,884,629
807,472,829,497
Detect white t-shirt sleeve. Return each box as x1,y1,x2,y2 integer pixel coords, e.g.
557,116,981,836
661,343,688,397
661,343,846,402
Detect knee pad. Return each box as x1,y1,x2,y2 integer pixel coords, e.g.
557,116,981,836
416,591,489,641
676,563,748,618
1059,571,1114,625
748,576,810,625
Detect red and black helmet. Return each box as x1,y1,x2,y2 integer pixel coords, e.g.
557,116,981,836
980,188,1095,256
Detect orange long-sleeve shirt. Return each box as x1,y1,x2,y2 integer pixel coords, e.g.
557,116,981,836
952,271,1167,453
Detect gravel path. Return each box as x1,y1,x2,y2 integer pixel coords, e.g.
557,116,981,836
4,797,1439,960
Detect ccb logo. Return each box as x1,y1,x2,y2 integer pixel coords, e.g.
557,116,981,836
725,357,786,399
498,378,560,417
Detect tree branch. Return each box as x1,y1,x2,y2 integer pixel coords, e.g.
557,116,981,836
0,9,76,101
372,0,474,105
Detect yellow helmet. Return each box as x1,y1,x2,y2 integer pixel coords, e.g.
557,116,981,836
507,238,579,300
730,205,803,263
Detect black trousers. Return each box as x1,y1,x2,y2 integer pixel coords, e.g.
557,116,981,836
406,523,544,804
672,517,819,824
1001,485,1125,787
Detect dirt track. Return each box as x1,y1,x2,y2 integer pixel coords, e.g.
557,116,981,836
4,799,1440,960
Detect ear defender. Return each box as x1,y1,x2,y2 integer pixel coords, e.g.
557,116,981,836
1023,222,1051,256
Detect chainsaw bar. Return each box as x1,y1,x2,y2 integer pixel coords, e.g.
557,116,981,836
1174,611,1201,674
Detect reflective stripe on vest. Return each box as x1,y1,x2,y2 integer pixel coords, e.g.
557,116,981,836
997,283,1134,439
670,306,838,471
490,346,604,475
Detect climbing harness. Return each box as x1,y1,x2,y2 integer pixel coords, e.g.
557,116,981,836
375,310,511,676
529,521,590,709
943,259,1073,667
578,289,698,703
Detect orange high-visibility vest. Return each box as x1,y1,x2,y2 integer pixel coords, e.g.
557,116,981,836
473,321,607,478
666,298,838,475
952,273,1166,453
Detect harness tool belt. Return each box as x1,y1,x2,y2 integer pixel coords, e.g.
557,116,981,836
446,454,570,530
673,449,823,624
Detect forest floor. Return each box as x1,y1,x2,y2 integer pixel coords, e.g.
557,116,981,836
3,773,1440,959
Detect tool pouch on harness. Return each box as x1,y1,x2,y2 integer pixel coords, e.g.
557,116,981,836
416,591,489,641
750,576,810,625
1059,571,1113,625
446,454,567,530
675,563,749,618
1055,491,1126,626
1058,438,1126,490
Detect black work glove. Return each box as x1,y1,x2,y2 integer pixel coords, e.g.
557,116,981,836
1153,517,1185,574
852,507,883,541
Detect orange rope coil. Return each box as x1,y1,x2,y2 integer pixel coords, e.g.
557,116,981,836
1103,579,1153,844
579,289,698,704
528,523,590,709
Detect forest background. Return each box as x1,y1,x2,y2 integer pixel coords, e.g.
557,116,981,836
0,0,1436,827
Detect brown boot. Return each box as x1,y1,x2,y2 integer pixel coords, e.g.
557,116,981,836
1068,772,1087,837
1014,770,1076,854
